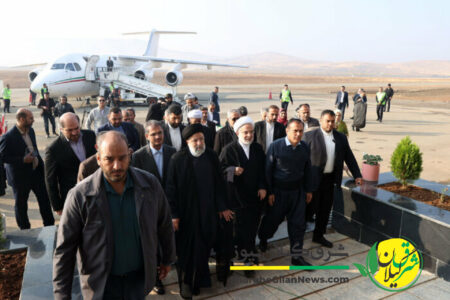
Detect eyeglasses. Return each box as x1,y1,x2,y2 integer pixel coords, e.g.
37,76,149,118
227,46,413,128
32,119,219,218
98,100,106,102
231,118,239,122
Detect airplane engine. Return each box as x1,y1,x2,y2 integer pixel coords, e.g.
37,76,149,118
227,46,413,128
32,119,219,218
134,69,154,81
28,68,40,82
165,70,183,87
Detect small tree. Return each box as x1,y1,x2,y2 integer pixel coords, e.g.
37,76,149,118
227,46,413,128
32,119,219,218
390,136,423,189
0,213,5,247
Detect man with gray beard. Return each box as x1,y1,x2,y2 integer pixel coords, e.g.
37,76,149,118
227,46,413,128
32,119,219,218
219,116,266,278
165,123,233,298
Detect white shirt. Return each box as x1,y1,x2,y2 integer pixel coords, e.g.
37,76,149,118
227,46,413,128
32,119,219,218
168,123,182,151
321,128,335,173
238,140,250,159
65,132,86,162
302,119,309,130
340,91,345,103
265,121,274,151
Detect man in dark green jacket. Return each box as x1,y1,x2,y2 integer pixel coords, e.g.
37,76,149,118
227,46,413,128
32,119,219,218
53,131,175,299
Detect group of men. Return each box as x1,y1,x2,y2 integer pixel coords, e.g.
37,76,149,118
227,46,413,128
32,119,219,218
0,86,364,300
334,83,394,122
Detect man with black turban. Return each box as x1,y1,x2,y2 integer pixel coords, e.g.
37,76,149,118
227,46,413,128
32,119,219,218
165,124,234,299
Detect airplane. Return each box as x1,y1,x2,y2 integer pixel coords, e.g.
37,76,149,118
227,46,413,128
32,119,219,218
29,30,247,99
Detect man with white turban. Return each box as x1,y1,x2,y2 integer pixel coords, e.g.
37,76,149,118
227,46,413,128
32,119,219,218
187,109,215,148
219,116,267,278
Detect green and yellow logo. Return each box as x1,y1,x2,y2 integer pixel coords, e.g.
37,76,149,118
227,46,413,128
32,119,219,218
354,238,422,291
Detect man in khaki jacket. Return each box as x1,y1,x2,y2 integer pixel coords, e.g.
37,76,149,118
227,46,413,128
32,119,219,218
53,131,175,299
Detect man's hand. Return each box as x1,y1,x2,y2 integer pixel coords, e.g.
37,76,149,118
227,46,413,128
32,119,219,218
158,264,171,280
219,210,234,222
172,218,180,231
23,152,34,163
355,177,363,185
235,167,244,176
258,189,267,201
55,210,62,216
268,194,275,206
306,193,313,204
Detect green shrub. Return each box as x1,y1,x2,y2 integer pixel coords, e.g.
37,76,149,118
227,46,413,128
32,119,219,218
363,153,383,165
390,136,423,188
0,213,5,248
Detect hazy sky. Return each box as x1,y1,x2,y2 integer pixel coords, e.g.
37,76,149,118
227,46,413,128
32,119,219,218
1,0,449,66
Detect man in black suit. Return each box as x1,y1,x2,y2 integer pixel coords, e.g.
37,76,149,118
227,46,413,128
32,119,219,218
132,120,176,189
162,104,186,151
37,92,57,138
254,105,286,153
200,106,216,142
296,103,320,131
146,97,166,122
303,110,362,248
0,109,54,229
213,109,240,156
97,107,140,151
45,112,96,214
131,120,176,295
384,83,394,112
335,86,349,121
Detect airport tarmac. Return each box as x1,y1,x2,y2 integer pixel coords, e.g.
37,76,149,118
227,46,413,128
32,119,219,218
0,83,449,232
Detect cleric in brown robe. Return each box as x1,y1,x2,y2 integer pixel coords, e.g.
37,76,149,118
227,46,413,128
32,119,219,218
165,123,234,299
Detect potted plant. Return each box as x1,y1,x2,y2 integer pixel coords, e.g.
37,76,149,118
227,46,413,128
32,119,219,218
361,153,383,182
390,136,423,189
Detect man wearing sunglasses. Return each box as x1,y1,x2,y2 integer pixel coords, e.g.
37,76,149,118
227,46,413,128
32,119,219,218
213,109,240,156
85,96,110,133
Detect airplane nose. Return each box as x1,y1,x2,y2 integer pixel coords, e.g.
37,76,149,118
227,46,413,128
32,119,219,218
30,78,41,94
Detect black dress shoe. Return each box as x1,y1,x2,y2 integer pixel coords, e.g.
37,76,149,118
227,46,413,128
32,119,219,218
153,278,165,295
180,283,192,299
313,236,333,248
192,286,200,296
291,257,313,272
259,239,268,252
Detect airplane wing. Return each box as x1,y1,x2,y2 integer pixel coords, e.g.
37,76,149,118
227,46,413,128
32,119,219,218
118,55,248,69
10,63,47,69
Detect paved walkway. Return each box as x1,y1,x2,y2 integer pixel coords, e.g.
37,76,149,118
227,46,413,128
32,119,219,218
147,232,448,300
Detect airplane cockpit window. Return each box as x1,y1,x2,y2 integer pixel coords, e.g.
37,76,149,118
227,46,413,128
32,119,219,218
73,63,82,71
51,63,65,70
65,63,75,71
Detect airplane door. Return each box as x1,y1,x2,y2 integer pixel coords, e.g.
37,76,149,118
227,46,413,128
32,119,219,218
85,55,100,81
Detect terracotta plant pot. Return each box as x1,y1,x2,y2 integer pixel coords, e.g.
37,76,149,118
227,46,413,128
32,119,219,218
362,163,380,182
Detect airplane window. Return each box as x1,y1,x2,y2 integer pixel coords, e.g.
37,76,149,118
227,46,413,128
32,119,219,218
51,63,65,70
73,63,82,71
65,63,75,71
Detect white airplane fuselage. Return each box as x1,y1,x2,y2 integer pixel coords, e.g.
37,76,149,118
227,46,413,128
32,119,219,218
29,53,143,98
28,30,248,99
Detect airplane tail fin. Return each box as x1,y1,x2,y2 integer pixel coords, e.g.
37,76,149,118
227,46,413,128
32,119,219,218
123,30,196,57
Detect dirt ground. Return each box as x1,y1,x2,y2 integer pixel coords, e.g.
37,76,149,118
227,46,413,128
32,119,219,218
0,71,449,231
